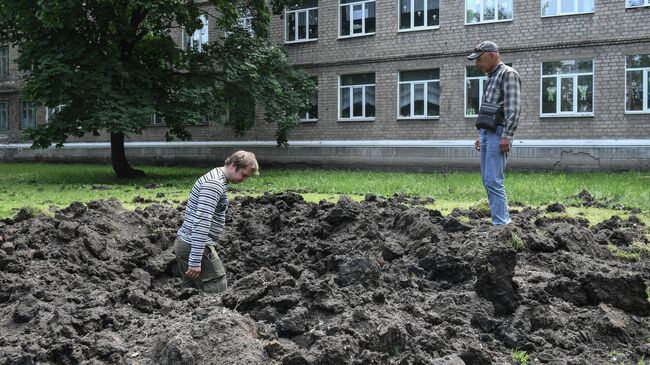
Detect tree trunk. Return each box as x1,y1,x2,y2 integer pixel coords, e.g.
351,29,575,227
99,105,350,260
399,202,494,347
110,132,145,178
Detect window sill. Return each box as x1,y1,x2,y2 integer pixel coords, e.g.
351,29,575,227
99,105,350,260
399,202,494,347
541,11,595,18
625,110,650,114
285,38,318,45
397,26,440,33
338,33,375,40
300,119,318,123
464,19,513,26
465,115,478,119
337,118,375,122
397,116,439,121
625,4,650,9
540,113,594,118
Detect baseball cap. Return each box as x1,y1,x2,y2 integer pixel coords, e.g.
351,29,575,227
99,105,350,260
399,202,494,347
467,41,499,60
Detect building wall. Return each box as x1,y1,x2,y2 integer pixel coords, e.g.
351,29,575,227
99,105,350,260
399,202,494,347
268,0,650,141
0,1,649,170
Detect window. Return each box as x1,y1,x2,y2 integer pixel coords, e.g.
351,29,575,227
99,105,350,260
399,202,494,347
150,113,165,125
340,0,376,38
466,0,513,24
0,47,8,76
182,15,209,51
541,60,594,116
0,101,8,130
626,54,650,113
399,0,440,30
627,0,650,7
398,69,440,118
465,66,486,117
541,0,594,16
45,105,64,123
237,11,254,34
20,101,36,129
339,73,375,120
300,78,318,122
286,0,318,43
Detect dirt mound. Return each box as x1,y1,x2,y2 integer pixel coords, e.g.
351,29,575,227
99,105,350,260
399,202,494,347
1,194,649,364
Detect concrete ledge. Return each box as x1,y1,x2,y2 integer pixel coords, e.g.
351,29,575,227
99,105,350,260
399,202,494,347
1,140,649,171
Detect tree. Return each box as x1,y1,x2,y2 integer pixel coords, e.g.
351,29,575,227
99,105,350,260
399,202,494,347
0,0,314,178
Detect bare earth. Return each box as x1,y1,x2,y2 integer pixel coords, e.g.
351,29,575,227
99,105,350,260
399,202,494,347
1,192,649,364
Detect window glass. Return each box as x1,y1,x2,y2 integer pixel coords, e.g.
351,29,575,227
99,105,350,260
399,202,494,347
542,77,558,114
399,69,439,118
339,73,375,119
467,0,512,23
0,101,8,129
625,54,650,112
541,59,593,115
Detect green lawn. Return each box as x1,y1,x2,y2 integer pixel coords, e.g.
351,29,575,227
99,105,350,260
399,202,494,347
0,162,648,225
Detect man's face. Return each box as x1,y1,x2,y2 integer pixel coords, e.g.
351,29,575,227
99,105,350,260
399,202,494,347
225,164,254,184
475,52,495,73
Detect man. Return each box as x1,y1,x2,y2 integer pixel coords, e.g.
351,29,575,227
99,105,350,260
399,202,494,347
174,150,259,293
468,41,521,226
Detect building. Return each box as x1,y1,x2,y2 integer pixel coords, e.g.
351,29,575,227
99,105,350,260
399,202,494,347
2,0,650,170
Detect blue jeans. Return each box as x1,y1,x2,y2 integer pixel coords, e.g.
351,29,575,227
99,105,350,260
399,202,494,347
480,126,510,225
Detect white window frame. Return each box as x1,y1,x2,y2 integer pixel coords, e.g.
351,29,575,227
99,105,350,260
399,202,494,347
465,0,513,25
182,14,209,51
0,47,8,76
300,78,318,122
397,0,440,32
20,100,36,129
541,0,595,17
338,73,375,121
0,100,8,130
464,69,487,117
540,60,594,117
45,105,64,123
625,55,650,114
397,69,440,119
285,4,318,43
626,0,650,8
339,0,376,39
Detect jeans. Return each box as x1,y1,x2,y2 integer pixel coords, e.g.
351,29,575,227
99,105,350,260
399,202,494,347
480,125,510,225
174,238,228,293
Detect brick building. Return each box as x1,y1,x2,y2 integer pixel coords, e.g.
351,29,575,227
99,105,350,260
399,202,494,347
2,1,650,170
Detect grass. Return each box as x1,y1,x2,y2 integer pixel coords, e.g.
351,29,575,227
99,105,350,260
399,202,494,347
0,163,648,225
512,350,529,365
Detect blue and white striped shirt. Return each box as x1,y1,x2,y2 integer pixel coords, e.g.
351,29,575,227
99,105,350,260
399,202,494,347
177,167,228,267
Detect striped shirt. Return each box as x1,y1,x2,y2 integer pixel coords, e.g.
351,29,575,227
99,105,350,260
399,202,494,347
483,62,521,140
176,167,228,267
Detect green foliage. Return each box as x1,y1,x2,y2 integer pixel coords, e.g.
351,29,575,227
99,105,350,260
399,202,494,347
0,0,314,173
0,164,649,223
511,350,529,365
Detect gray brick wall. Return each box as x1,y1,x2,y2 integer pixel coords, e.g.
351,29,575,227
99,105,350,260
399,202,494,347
1,1,649,144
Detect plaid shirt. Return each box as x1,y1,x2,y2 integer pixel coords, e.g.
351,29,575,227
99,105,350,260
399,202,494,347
483,63,521,140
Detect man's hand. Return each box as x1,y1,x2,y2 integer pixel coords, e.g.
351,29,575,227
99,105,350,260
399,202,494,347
474,137,480,151
186,266,201,280
499,138,511,153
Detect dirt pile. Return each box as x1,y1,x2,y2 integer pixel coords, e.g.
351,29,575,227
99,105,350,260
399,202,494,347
1,193,649,364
